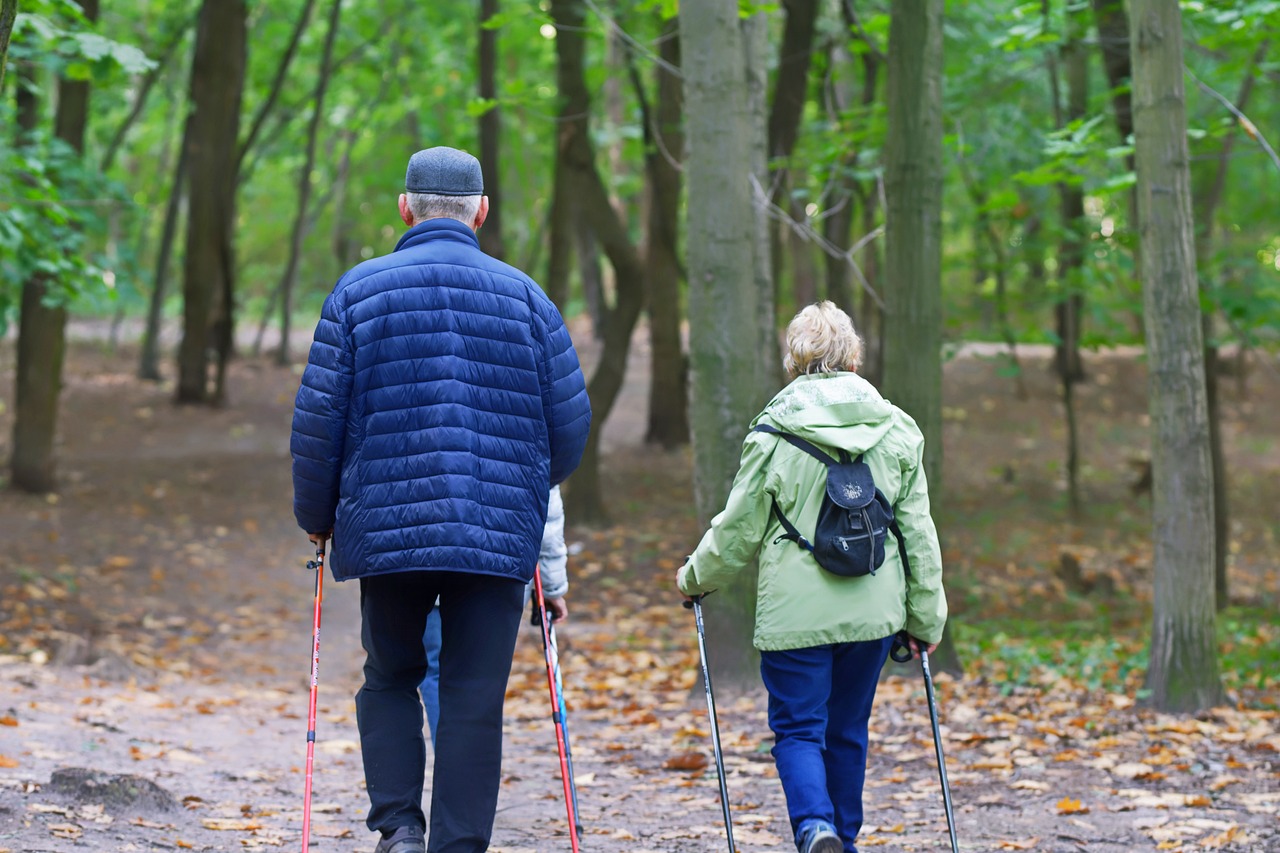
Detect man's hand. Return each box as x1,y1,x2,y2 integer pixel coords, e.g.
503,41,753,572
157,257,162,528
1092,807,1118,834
545,596,569,624
308,530,332,546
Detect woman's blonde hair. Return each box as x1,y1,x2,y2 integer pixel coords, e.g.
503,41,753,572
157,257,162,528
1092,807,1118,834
783,301,864,379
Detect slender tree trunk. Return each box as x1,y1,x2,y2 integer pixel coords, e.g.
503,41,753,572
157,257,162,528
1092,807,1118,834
1130,0,1223,713
1193,42,1265,610
276,0,342,367
550,0,647,526
236,0,316,176
176,0,246,404
0,0,16,93
766,0,820,309
100,12,194,174
642,16,688,449
477,0,504,259
681,0,778,689
139,117,191,381
1092,0,1144,337
1055,4,1088,515
11,0,98,494
883,0,957,675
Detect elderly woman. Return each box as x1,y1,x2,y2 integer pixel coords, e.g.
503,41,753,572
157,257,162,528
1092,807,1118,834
676,301,947,853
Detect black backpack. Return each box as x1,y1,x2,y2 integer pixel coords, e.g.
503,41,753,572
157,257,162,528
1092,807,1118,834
752,424,910,579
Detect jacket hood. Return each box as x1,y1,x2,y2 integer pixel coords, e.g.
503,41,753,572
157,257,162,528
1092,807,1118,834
754,372,894,455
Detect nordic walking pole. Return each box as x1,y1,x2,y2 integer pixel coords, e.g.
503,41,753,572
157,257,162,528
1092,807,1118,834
548,607,584,840
892,633,958,853
683,594,736,853
301,541,325,852
533,565,582,852
921,648,960,853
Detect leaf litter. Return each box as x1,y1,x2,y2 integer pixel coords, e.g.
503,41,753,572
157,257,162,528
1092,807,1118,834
0,344,1276,851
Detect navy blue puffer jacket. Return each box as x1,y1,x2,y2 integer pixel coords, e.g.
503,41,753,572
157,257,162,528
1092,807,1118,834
290,218,591,583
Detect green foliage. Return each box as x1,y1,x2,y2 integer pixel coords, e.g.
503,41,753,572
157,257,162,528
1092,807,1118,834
0,128,116,332
955,608,1278,705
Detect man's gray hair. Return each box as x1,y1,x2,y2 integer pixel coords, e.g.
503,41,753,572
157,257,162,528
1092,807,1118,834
405,192,482,226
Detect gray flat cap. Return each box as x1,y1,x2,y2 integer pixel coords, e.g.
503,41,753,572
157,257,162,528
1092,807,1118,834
404,147,484,196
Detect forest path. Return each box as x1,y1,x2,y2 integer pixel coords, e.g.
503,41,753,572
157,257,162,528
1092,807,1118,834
0,330,1277,853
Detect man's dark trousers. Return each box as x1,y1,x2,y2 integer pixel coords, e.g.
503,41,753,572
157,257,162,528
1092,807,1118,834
356,570,525,852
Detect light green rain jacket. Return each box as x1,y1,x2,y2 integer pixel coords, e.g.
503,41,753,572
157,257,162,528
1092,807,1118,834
677,372,947,651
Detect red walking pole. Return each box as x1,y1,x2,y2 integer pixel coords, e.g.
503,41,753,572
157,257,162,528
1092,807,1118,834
301,542,325,851
533,565,581,852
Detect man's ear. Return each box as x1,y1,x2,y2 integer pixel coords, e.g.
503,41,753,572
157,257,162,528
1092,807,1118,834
472,196,490,231
398,194,414,227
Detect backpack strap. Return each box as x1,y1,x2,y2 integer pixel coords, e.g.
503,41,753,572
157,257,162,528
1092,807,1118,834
751,424,848,465
889,518,912,578
769,501,814,553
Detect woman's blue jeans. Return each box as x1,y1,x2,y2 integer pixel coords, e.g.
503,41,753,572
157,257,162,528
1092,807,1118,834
759,636,893,853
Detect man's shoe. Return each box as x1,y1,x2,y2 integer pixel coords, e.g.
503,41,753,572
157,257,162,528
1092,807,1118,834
797,820,842,853
373,824,426,853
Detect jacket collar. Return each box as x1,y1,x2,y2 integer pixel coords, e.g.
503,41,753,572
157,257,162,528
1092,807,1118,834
394,217,480,253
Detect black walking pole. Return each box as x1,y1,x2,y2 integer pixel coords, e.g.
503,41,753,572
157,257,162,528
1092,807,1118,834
684,595,736,853
892,633,959,853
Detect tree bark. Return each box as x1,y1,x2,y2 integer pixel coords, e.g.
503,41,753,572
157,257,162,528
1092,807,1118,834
1055,4,1088,514
275,0,342,367
641,16,688,449
0,0,16,93
681,1,779,689
882,0,958,675
176,0,246,404
477,0,504,259
550,0,647,526
11,0,98,494
1130,0,1223,713
883,0,944,490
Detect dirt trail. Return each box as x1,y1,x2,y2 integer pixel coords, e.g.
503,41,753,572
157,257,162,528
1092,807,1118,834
0,333,1277,853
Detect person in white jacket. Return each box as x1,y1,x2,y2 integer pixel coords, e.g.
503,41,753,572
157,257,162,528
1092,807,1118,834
419,485,568,744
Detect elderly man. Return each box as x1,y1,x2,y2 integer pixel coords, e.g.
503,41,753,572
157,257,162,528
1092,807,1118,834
291,146,591,853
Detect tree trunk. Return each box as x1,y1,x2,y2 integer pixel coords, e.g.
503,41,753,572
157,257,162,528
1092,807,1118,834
882,0,958,675
1055,4,1088,515
11,0,98,494
477,0,504,260
550,0,647,526
236,0,316,176
743,13,781,391
140,114,192,381
176,0,246,404
643,16,688,449
883,0,944,490
1091,0,1145,338
765,0,820,308
0,0,16,92
1130,0,1223,713
1192,43,1265,610
275,0,342,367
681,1,779,690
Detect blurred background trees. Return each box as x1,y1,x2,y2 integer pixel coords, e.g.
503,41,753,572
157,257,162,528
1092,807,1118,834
3,0,1277,712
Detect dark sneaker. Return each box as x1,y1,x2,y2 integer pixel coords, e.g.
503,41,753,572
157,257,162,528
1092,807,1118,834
373,824,426,853
798,820,842,853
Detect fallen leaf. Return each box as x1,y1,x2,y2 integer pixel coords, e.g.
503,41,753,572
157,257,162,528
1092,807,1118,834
997,839,1040,850
663,752,709,772
0,756,18,768
1056,797,1089,815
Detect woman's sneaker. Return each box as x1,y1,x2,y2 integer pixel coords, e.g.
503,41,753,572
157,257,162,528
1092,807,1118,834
797,820,842,853
373,824,426,853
